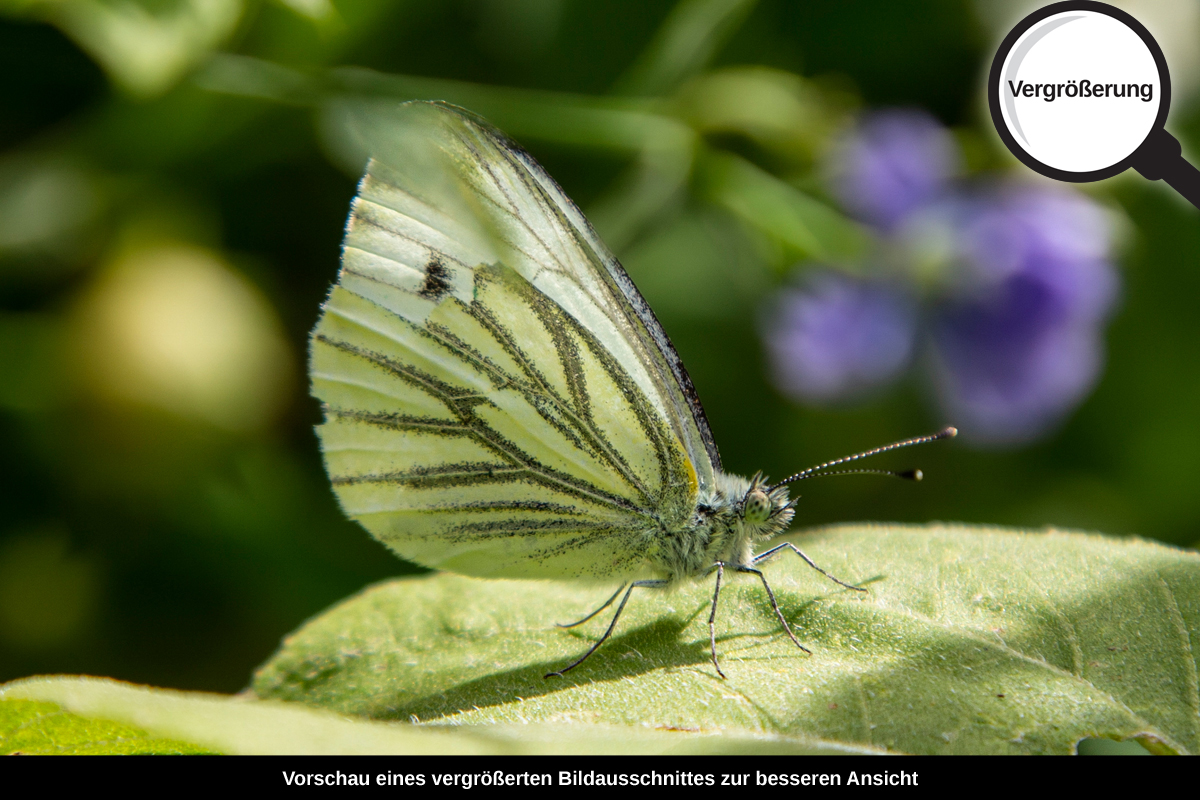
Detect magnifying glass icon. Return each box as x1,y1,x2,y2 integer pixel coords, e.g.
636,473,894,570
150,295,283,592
989,0,1200,208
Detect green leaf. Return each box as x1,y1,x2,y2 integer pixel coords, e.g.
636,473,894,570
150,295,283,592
5,0,244,97
674,66,849,160
0,676,869,754
0,698,211,754
251,524,1200,755
701,151,869,263
614,0,759,97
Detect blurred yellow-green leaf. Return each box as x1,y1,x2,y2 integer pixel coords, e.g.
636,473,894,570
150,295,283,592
702,150,869,263
70,242,293,431
0,529,101,650
4,0,244,97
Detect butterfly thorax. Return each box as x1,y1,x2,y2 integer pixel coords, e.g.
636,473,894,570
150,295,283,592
652,471,795,584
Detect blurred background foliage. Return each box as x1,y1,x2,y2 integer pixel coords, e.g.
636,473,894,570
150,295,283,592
1,0,1199,694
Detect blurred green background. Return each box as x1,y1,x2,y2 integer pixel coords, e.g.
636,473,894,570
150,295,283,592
1,0,1198,694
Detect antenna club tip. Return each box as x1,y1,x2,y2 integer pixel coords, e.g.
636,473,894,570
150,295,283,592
940,426,958,439
913,469,924,481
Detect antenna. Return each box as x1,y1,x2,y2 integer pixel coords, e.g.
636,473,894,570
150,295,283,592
786,467,924,482
769,427,957,491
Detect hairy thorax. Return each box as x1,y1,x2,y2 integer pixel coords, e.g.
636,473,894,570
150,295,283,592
651,470,796,584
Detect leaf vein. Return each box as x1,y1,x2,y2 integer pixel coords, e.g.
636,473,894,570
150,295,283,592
1155,574,1200,750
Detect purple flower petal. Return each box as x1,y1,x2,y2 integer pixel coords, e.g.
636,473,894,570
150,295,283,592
926,183,1119,444
765,271,917,403
829,109,960,231
931,275,1107,444
958,185,1118,321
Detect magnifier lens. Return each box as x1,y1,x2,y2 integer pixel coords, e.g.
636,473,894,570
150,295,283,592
992,4,1200,213
998,10,1162,174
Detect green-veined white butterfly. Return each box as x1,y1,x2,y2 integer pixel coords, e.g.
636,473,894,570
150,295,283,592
310,100,955,678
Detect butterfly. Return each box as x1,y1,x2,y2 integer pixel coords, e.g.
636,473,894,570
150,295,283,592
310,100,955,678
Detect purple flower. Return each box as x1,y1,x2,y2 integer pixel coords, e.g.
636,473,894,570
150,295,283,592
765,110,1119,446
931,273,1108,444
956,187,1117,320
829,110,959,231
928,186,1118,444
764,273,916,403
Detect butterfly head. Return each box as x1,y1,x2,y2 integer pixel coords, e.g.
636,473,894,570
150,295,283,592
739,472,795,540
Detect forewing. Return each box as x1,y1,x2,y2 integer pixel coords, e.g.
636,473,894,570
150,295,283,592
311,101,711,579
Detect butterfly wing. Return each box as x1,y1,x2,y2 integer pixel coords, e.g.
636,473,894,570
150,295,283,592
311,101,719,580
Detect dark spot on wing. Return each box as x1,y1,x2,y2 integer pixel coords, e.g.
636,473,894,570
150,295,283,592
419,256,451,300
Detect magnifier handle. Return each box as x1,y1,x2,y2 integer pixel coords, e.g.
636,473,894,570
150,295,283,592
1131,128,1200,211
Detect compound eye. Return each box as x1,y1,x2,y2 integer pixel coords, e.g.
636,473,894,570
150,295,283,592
744,489,771,524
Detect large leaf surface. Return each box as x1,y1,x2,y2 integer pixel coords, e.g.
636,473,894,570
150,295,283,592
252,524,1200,754
0,676,867,754
0,696,211,755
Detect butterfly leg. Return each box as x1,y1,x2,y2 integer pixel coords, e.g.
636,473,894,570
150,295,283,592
753,542,867,593
734,565,812,655
708,562,727,679
545,579,667,679
556,583,627,629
